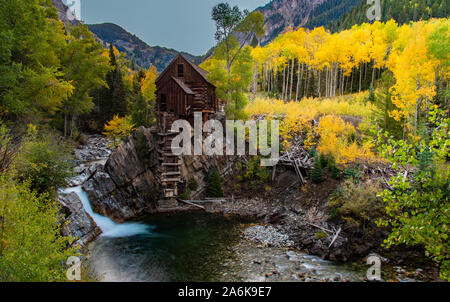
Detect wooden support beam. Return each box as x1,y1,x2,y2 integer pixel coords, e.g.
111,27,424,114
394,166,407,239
162,172,181,177
162,178,182,183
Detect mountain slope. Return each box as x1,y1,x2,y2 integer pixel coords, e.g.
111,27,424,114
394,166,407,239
87,23,202,72
254,0,362,45
51,1,201,72
304,0,362,29
328,0,449,32
52,0,80,26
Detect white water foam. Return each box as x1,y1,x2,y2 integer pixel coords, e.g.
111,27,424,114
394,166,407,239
62,186,154,238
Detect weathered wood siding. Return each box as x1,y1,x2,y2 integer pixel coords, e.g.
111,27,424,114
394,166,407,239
156,54,218,131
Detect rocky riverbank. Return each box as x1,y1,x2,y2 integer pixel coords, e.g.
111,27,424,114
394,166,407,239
59,130,440,281
58,135,113,247
202,170,441,281
222,224,432,282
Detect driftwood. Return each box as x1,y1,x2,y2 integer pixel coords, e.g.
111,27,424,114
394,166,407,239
328,227,342,248
176,198,206,210
306,222,334,234
192,198,229,203
377,167,393,191
306,222,342,249
273,134,313,184
287,151,305,184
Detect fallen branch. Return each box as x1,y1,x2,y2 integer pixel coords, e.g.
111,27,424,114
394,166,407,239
377,167,393,191
306,222,334,234
328,227,342,248
176,198,206,210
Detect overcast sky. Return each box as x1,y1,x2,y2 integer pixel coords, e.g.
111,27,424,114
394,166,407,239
81,0,268,55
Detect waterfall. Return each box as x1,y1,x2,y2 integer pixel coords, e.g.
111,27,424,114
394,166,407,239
62,186,154,238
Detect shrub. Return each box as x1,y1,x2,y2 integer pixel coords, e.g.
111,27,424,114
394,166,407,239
317,115,374,165
180,190,191,199
206,167,223,197
0,174,79,281
246,93,375,121
315,231,327,239
103,115,135,148
328,179,383,226
375,108,450,280
319,152,327,167
240,157,270,184
15,127,74,194
329,206,340,219
343,164,362,182
366,84,376,103
327,155,341,179
0,121,18,173
309,147,318,158
187,177,199,191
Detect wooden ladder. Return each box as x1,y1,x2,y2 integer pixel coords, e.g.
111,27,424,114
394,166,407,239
158,113,183,198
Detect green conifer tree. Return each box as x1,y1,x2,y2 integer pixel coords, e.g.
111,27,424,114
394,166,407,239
311,153,324,183
206,167,224,197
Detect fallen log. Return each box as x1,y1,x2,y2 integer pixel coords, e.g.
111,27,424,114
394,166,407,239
175,198,206,210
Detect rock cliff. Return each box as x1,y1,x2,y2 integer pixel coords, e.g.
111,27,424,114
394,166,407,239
58,192,101,246
251,0,362,45
57,135,112,246
82,127,233,222
83,127,160,222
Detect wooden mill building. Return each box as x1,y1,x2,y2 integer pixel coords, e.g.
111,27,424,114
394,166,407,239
155,54,218,197
156,54,218,131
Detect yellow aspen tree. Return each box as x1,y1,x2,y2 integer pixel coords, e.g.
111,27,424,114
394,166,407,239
388,21,439,138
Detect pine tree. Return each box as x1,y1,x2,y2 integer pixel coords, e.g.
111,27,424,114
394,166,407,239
373,71,403,138
108,44,127,117
206,167,224,197
94,44,128,128
311,153,324,183
131,91,150,127
327,155,341,179
135,131,150,165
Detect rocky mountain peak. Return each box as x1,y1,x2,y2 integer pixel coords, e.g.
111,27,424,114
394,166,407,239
255,0,325,45
51,0,80,26
254,0,362,45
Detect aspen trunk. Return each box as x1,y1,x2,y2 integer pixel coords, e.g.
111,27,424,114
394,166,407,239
295,62,302,102
371,62,376,87
289,58,294,100
359,63,363,92
305,68,309,98
350,67,354,93
253,63,258,95
318,70,321,98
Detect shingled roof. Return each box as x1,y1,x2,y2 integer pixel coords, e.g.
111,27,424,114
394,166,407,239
171,76,194,94
156,54,212,86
